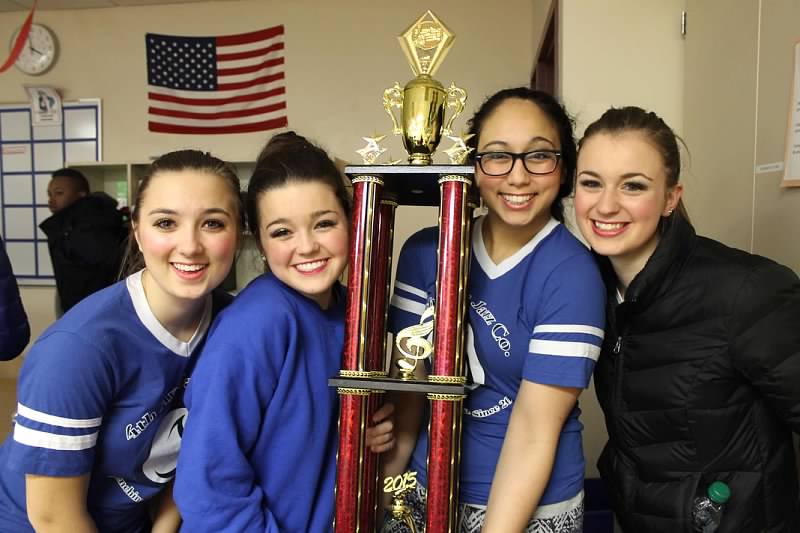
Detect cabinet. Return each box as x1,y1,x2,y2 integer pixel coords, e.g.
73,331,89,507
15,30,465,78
67,160,256,210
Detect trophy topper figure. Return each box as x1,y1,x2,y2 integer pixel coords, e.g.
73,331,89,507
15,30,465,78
399,10,453,77
383,11,467,165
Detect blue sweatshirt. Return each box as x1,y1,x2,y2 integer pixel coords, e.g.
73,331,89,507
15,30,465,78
174,273,345,532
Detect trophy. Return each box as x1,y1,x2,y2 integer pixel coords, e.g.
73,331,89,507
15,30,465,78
383,10,467,165
332,11,474,533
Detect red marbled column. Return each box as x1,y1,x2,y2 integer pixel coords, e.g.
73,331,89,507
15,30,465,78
426,399,461,532
335,391,370,532
335,176,382,533
427,176,473,533
365,198,397,373
359,198,397,531
432,179,468,376
341,177,382,371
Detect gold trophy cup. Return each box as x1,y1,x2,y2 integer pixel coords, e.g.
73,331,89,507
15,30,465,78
383,11,467,165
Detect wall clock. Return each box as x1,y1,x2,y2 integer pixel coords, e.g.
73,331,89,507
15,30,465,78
10,23,57,75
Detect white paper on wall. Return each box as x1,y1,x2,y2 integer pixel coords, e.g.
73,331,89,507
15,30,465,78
782,41,800,187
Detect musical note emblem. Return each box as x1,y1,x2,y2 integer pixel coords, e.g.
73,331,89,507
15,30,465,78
394,305,434,380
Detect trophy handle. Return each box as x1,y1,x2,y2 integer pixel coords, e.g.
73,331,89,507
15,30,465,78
383,82,404,135
442,82,467,135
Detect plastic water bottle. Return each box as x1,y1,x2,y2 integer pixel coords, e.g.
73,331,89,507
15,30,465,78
691,481,731,532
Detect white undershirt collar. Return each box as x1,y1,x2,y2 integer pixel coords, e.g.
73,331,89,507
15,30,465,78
472,216,560,279
126,270,212,357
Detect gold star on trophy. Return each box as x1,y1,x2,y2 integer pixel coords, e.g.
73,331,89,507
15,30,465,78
443,132,475,164
356,134,387,164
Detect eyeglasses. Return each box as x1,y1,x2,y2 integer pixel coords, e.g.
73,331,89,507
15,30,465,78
474,150,562,177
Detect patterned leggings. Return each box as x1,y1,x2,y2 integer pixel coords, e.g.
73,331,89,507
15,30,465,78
396,484,584,533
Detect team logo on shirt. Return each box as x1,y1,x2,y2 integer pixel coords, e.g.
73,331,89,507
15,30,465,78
142,407,187,483
464,396,513,418
126,386,179,441
114,477,144,503
470,299,511,357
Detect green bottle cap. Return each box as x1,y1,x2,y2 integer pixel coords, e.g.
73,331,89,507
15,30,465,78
708,481,731,504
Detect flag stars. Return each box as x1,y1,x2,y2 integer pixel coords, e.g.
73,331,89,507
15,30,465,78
146,36,218,91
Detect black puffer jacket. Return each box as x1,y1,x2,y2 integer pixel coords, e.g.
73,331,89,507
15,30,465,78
39,193,127,312
594,215,800,533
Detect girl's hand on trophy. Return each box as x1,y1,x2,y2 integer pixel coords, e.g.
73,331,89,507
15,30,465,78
366,403,396,453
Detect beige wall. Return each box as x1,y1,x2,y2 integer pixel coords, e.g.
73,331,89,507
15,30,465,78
0,0,534,162
560,0,685,136
559,0,686,479
682,0,759,252
752,0,800,269
682,0,800,266
0,0,535,378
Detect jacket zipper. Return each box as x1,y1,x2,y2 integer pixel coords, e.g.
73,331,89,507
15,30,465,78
613,334,625,415
611,303,630,418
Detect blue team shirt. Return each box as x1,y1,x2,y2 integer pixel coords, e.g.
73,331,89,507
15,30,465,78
389,217,606,506
0,270,214,533
174,272,345,533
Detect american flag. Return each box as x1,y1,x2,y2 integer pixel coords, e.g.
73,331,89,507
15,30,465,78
145,26,287,134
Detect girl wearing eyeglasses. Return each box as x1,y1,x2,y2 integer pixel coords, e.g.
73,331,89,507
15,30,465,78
377,87,606,532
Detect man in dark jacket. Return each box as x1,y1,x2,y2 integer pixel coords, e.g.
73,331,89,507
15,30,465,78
39,168,127,313
0,236,30,360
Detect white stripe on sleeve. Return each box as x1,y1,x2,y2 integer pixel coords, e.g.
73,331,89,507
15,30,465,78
14,424,98,451
394,281,428,299
532,324,605,339
390,295,427,316
529,339,602,361
17,403,103,429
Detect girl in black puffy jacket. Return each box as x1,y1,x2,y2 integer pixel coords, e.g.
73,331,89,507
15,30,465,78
573,106,800,533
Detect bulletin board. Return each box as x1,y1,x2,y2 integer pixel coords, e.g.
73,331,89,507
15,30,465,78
0,99,102,285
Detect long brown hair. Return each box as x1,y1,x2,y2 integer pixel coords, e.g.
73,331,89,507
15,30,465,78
120,150,244,277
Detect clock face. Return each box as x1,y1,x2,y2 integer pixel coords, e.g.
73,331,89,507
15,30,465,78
11,24,57,75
